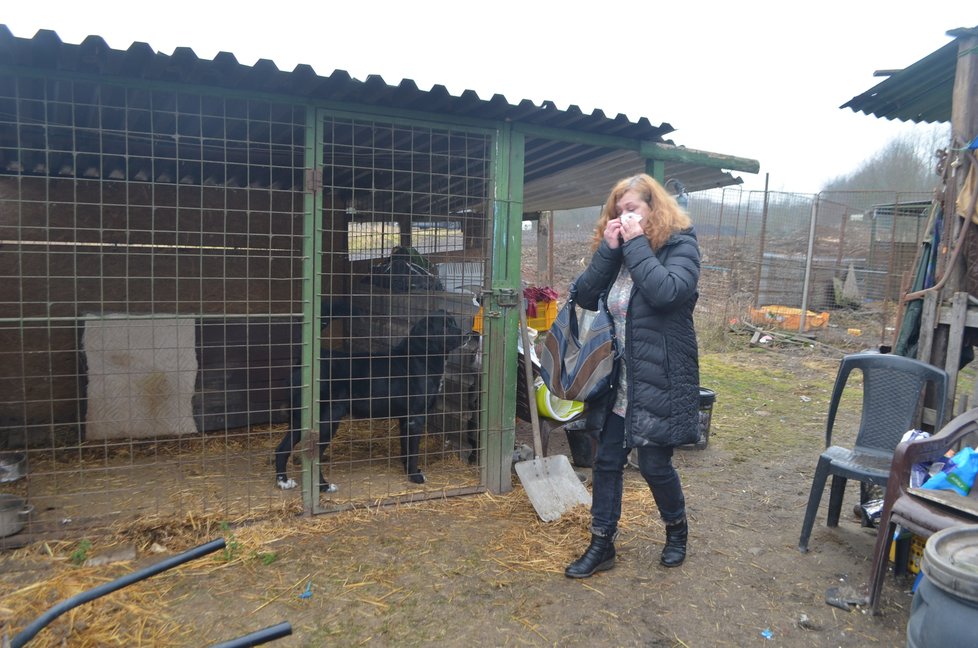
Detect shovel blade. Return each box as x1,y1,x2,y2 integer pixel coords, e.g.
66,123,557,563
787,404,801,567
514,454,591,522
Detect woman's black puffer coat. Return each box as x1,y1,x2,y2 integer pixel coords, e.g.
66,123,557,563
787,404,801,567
575,228,701,448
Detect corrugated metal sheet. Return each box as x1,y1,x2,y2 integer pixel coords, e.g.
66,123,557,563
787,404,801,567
523,150,739,212
840,26,977,124
0,25,752,208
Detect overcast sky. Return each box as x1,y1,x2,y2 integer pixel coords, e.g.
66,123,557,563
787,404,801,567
3,2,974,194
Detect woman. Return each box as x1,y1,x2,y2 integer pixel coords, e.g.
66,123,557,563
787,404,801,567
565,173,700,578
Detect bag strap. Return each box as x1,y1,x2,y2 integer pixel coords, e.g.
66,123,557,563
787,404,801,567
595,292,622,359
563,285,579,339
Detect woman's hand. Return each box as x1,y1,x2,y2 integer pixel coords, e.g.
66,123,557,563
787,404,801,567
620,212,644,242
603,218,624,249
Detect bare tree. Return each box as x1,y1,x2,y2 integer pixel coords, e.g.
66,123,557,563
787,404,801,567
822,124,950,193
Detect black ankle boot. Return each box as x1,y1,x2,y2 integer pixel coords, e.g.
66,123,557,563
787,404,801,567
565,532,616,578
660,518,687,567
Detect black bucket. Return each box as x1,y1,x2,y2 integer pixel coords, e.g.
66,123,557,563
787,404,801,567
564,420,595,468
693,387,716,450
679,387,716,450
627,386,717,468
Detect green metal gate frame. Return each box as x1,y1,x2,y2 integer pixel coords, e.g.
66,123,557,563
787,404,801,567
297,107,512,513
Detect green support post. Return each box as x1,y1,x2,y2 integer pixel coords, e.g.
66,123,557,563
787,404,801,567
300,107,324,513
483,123,526,494
646,158,665,183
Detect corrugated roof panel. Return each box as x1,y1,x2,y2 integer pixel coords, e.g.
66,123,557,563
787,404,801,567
523,150,739,212
840,27,977,124
0,27,668,138
0,25,751,208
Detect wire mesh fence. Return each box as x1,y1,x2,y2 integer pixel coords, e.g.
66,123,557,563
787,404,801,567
523,186,934,352
0,76,489,545
0,70,936,545
694,187,932,349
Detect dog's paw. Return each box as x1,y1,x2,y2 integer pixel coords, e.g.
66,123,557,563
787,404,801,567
319,482,339,493
408,472,426,485
277,478,298,490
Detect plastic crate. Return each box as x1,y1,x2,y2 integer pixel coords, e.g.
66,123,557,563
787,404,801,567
909,534,925,575
526,300,557,331
472,300,557,334
890,531,926,575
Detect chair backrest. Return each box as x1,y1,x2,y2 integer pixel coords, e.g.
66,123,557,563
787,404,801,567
825,353,949,453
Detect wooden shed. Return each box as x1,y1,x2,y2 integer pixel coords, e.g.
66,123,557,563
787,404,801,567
843,25,978,416
0,25,758,542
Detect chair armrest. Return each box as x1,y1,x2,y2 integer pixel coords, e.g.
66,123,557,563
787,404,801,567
900,408,978,463
885,408,978,504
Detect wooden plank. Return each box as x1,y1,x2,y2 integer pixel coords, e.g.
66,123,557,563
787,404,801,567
943,291,968,414
937,301,978,328
917,290,938,364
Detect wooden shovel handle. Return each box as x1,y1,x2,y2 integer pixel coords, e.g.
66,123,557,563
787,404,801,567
519,305,544,459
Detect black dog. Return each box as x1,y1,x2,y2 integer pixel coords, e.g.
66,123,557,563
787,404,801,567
275,311,466,491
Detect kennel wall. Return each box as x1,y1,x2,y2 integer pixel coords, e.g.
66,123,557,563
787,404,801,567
0,73,492,543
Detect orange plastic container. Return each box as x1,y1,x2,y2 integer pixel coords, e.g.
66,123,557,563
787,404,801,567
749,305,830,330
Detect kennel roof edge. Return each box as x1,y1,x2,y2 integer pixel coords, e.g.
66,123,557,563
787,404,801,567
0,25,757,210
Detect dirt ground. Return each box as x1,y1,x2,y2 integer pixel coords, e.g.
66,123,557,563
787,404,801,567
0,232,930,647
0,344,925,648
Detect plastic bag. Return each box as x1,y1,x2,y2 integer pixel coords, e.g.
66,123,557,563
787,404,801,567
900,429,932,488
920,446,978,496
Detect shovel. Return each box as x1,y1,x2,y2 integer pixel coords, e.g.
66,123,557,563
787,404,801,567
514,305,592,522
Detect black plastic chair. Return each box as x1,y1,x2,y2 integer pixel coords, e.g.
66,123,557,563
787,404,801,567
797,353,948,553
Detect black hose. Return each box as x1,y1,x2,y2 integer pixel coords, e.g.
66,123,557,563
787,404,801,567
209,622,293,648
10,537,226,648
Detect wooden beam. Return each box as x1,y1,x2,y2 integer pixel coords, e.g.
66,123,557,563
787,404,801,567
943,30,978,295
918,291,939,365
513,122,760,174
929,29,977,417
950,29,978,143
639,141,761,174
943,291,968,414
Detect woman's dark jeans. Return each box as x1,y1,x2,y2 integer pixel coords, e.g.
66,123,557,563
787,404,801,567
590,413,686,536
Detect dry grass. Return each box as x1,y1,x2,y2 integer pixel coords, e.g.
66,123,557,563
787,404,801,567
0,480,668,647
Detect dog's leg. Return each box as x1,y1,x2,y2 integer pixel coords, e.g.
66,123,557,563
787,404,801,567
276,374,303,490
317,407,343,493
275,425,302,490
400,416,426,484
465,415,479,465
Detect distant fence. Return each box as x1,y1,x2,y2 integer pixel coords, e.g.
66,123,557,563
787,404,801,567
525,187,935,349
691,187,932,346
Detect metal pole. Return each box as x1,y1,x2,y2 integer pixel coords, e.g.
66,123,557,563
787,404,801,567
716,191,726,244
537,210,554,288
799,195,820,333
752,174,771,306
